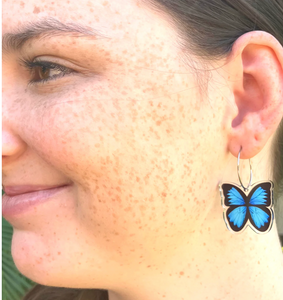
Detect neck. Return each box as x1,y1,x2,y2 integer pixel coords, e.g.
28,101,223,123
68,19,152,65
108,191,283,300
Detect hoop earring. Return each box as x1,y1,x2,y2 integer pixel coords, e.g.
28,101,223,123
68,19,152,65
237,146,253,192
219,146,274,234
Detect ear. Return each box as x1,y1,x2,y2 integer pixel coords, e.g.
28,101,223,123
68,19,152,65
223,31,283,159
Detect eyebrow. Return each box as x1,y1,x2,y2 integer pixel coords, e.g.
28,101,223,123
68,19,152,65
2,17,110,53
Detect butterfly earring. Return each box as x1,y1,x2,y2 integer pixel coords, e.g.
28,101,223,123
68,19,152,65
219,146,275,234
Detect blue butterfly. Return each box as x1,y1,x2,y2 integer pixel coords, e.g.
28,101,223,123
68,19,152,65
219,181,274,233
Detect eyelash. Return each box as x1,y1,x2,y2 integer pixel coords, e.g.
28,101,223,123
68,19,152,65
19,58,75,86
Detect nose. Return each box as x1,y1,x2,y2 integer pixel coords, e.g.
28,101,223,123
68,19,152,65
2,127,27,166
2,59,27,167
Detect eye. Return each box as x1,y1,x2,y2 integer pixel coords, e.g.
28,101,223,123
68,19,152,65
19,58,76,86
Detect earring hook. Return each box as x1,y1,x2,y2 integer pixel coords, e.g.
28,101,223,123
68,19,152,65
237,146,253,192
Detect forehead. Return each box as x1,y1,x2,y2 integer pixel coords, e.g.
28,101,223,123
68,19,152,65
2,0,184,75
2,0,184,69
2,1,120,35
2,0,172,41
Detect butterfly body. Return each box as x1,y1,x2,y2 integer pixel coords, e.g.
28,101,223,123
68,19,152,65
219,181,274,234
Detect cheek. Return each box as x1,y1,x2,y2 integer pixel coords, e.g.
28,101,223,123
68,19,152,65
20,72,217,253
23,75,209,200
22,67,201,182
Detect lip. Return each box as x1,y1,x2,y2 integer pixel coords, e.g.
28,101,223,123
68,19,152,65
3,185,67,196
2,185,71,218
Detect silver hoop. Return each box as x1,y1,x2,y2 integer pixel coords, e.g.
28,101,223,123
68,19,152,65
237,146,253,192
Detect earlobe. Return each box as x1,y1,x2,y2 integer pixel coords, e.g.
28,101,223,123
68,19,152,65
224,31,283,159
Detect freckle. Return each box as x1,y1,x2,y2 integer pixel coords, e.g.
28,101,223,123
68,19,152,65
147,265,151,268
33,6,40,13
162,192,167,197
203,243,206,246
58,252,61,255
258,261,260,264
180,271,184,275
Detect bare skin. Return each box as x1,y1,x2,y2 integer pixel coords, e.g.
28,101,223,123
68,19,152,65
2,0,283,299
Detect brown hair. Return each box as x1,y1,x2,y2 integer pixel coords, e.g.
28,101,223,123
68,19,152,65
21,1,283,299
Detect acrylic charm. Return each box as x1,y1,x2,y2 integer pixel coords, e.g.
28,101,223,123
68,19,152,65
219,147,274,234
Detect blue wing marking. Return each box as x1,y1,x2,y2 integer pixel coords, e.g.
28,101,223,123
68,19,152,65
227,187,245,205
249,206,269,228
249,187,268,205
228,206,247,228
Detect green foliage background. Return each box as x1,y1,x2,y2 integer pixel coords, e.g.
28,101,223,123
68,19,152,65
2,217,36,300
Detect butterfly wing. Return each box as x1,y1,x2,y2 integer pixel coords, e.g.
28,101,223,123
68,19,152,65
220,183,249,232
247,182,273,233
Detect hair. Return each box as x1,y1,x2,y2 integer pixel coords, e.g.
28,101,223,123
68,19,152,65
21,1,283,299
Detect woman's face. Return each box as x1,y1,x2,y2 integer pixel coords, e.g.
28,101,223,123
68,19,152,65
3,0,228,288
